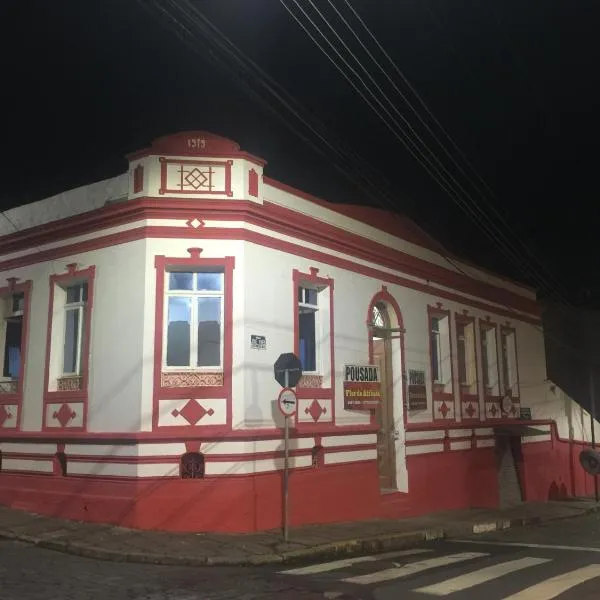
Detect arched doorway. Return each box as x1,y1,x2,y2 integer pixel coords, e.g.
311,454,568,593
370,301,397,490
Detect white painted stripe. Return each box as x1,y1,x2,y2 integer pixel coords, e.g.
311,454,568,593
477,439,495,448
522,434,551,443
341,552,488,585
324,449,377,465
475,428,494,436
405,430,445,441
502,564,600,599
279,548,432,575
449,539,600,553
414,556,550,596
321,434,377,448
450,441,471,451
406,444,444,455
449,429,472,438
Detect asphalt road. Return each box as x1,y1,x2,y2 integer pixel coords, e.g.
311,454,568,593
275,512,600,599
4,513,600,600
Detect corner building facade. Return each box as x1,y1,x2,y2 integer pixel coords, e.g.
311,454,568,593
0,131,594,532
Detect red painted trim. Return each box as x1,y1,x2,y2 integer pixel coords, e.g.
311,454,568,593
41,265,95,432
367,286,408,428
455,312,480,422
158,158,233,196
153,251,235,432
0,423,378,443
292,267,336,430
264,177,537,294
133,164,144,194
248,168,259,197
428,304,456,422
479,318,502,418
0,280,32,431
501,323,521,400
126,130,267,167
0,197,539,320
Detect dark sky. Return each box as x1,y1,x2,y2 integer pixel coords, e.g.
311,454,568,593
2,0,599,305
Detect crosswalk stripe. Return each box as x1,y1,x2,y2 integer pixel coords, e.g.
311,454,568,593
279,548,432,575
501,564,600,600
414,556,551,596
340,551,488,585
449,539,600,553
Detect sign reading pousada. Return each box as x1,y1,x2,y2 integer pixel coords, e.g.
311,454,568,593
343,364,381,410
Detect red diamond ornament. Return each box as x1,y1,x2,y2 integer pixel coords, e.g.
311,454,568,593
0,405,12,427
305,400,326,422
465,403,476,418
53,403,76,427
172,400,214,426
439,402,449,418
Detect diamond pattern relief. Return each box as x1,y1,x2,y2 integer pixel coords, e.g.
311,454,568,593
53,403,76,427
465,403,476,418
0,405,12,427
305,399,327,423
184,168,208,189
489,403,499,417
185,217,205,229
438,402,449,418
171,400,214,426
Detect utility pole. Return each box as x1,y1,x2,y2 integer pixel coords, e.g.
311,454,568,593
590,368,599,502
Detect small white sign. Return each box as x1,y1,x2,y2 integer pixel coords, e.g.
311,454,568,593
278,387,297,417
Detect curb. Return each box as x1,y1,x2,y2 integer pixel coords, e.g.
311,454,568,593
0,506,597,567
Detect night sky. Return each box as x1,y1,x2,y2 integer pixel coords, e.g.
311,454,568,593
2,0,599,305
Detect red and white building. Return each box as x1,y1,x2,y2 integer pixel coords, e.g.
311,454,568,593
0,131,595,532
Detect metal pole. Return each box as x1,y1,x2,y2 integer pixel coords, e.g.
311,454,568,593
283,370,290,542
590,369,599,502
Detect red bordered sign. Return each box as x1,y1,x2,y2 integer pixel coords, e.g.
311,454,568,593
278,387,297,417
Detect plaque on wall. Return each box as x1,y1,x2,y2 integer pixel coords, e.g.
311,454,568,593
520,407,532,420
408,369,428,410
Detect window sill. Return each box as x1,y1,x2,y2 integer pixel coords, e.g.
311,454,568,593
57,376,83,392
298,374,323,389
161,371,224,388
0,379,18,394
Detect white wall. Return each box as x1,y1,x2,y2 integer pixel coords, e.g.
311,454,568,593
0,174,128,236
5,239,147,433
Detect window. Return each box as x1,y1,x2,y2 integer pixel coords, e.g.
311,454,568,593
429,309,452,395
297,285,318,372
431,316,443,383
63,283,87,375
456,319,477,392
1,292,24,382
164,271,224,369
480,323,499,395
500,328,519,397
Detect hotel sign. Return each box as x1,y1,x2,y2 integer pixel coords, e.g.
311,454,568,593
344,364,381,410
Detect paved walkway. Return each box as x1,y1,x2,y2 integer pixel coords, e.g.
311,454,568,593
0,499,596,567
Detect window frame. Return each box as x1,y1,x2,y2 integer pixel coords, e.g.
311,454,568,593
428,305,455,422
153,251,235,433
0,279,32,424
62,282,88,377
297,283,320,374
479,319,501,398
162,269,225,371
292,267,334,395
500,325,520,398
42,264,95,432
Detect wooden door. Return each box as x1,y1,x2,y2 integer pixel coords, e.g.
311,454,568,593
373,336,396,490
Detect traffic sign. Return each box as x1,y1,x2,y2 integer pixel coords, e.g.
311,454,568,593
274,352,303,388
278,387,297,417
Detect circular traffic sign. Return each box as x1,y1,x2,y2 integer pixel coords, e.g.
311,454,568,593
278,387,297,417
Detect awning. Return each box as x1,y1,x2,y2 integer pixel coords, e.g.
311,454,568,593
493,424,549,436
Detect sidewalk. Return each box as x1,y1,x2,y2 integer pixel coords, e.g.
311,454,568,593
0,499,597,567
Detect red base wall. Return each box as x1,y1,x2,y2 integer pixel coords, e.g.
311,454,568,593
0,427,596,532
0,461,381,533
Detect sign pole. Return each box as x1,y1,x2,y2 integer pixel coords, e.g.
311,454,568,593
283,370,290,543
